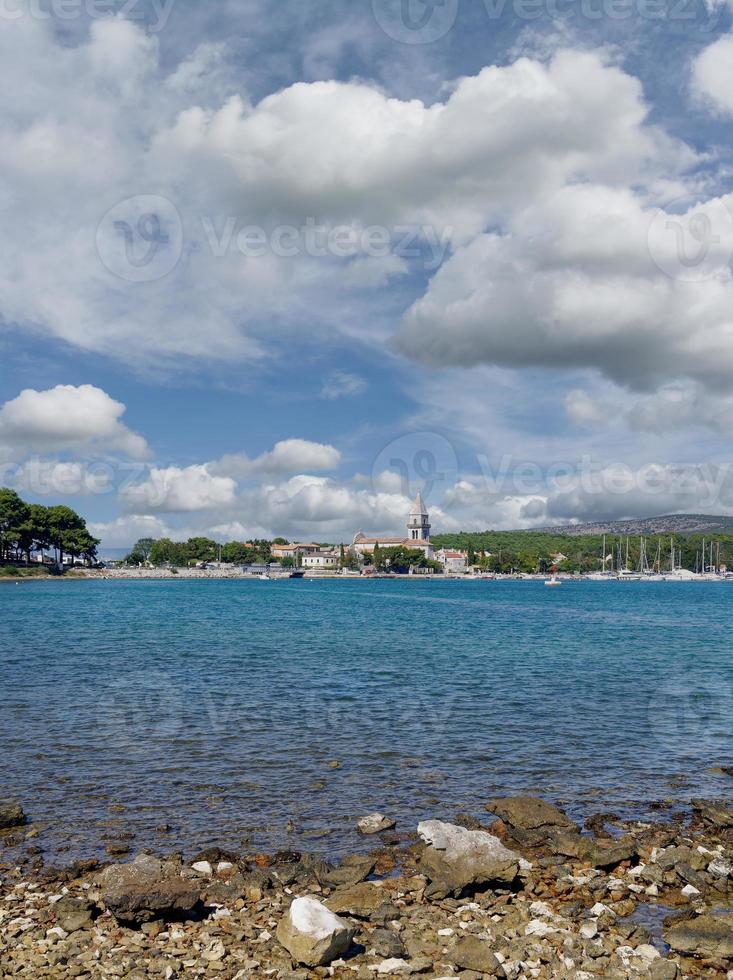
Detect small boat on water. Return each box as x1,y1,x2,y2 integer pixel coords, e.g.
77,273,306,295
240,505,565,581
258,573,271,581
544,573,561,587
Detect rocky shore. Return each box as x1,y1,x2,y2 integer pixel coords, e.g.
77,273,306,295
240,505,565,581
2,796,733,979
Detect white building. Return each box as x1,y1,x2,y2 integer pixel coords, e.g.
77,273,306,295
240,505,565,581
352,493,434,560
435,548,468,574
301,552,339,569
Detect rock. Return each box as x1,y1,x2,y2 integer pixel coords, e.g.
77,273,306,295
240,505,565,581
649,961,678,980
692,799,733,828
447,935,502,974
0,801,26,829
191,860,213,875
96,854,201,925
369,927,407,959
577,836,637,868
417,820,520,899
486,796,578,846
276,896,355,967
325,882,391,919
681,883,700,897
54,897,95,933
710,856,733,878
357,813,396,835
665,912,733,958
317,855,375,889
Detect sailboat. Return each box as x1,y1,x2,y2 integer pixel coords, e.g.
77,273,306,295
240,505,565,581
617,537,641,581
664,537,696,581
640,538,666,581
586,535,614,580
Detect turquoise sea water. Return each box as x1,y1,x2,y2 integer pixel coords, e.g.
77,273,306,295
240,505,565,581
1,577,732,861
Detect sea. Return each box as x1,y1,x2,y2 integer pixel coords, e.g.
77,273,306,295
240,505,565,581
1,577,731,862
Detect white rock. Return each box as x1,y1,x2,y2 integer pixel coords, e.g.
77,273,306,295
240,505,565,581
682,884,700,897
217,861,234,872
525,919,555,937
590,902,613,917
276,896,354,967
437,927,454,936
709,857,733,878
357,813,396,835
46,927,68,941
645,884,659,897
191,861,213,875
579,921,597,940
529,900,553,917
417,819,520,896
375,959,411,974
635,944,660,961
202,939,226,962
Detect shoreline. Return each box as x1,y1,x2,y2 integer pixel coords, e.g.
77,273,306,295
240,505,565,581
2,793,732,977
4,569,733,584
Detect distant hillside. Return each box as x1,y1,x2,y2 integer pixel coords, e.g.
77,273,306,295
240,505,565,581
531,514,733,537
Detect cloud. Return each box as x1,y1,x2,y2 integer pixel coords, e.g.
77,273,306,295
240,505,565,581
395,184,733,389
320,370,368,400
565,380,733,433
88,514,173,549
212,439,341,479
0,384,149,460
121,464,237,513
692,34,733,116
0,17,697,373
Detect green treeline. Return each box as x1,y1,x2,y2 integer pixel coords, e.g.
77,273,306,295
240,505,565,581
0,488,99,568
432,531,733,574
125,537,275,567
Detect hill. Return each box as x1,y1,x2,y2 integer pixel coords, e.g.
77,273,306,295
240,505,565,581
530,514,733,537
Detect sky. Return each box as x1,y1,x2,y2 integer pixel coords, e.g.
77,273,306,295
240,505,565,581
2,0,733,550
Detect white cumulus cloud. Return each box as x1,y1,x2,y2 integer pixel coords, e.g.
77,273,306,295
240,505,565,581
0,384,149,460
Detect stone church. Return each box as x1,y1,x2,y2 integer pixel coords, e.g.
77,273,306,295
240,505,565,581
352,492,434,559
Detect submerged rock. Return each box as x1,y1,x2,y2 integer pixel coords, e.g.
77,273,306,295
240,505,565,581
417,819,520,898
356,813,396,835
664,911,733,958
691,799,733,828
0,801,26,830
316,854,375,889
96,854,201,925
276,895,354,966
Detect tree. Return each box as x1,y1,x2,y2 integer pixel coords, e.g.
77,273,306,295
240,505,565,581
16,504,52,566
46,505,85,566
126,537,155,565
373,542,382,569
0,488,30,561
221,541,251,564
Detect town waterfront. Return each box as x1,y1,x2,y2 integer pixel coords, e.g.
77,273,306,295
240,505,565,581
1,577,731,863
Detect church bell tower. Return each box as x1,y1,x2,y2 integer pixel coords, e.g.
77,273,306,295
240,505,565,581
407,492,431,542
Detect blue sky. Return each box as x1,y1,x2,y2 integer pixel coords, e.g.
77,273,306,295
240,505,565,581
3,0,733,549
